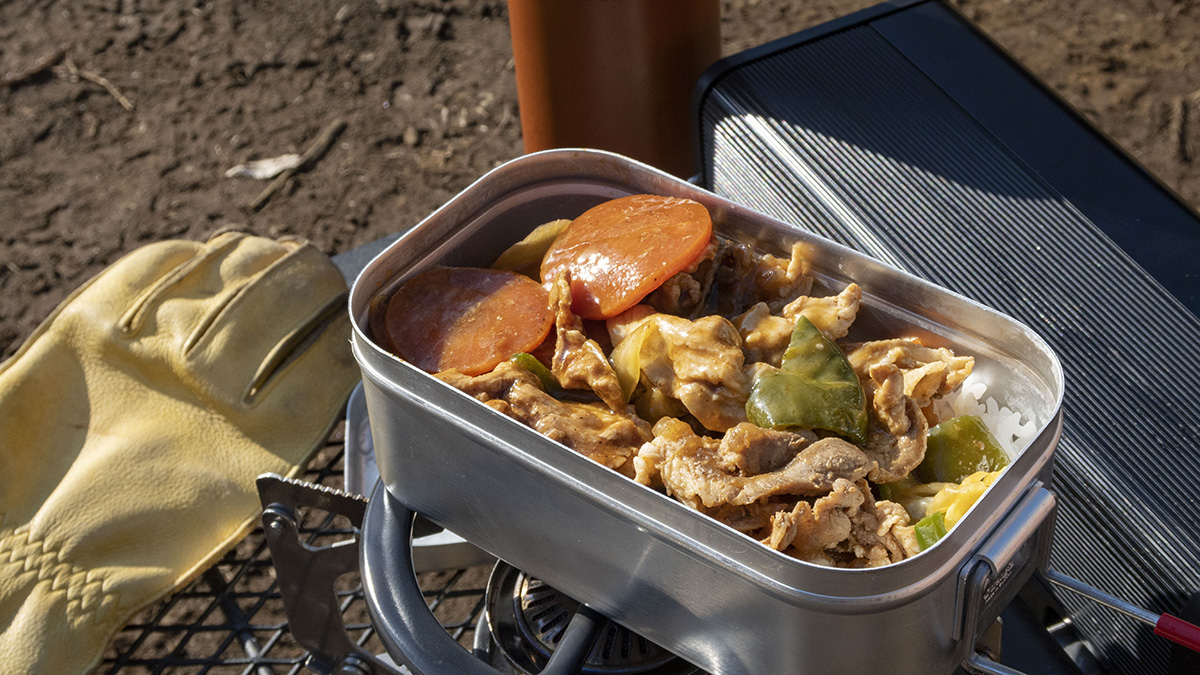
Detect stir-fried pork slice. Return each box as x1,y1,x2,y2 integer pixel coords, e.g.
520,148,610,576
437,359,529,401
763,502,807,551
734,437,877,504
648,237,815,319
863,402,929,484
714,241,815,316
847,498,920,565
846,338,974,409
766,478,861,555
903,361,948,410
641,417,876,509
548,272,626,411
734,283,864,366
714,240,757,315
766,479,918,566
753,242,816,313
520,392,651,477
702,501,796,535
631,417,714,501
828,481,919,567
437,362,650,475
632,432,665,489
732,303,792,367
782,283,862,340
861,364,929,482
869,364,911,436
717,422,818,475
645,238,722,318
616,312,751,432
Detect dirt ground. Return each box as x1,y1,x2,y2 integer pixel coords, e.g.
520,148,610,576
2,0,1200,361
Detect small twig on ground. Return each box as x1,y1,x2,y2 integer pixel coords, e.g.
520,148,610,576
2,46,66,88
1171,95,1190,164
61,56,135,111
249,119,348,211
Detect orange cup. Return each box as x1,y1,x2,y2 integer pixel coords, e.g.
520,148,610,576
507,0,722,178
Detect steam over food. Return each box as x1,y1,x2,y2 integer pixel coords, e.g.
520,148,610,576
373,194,1021,567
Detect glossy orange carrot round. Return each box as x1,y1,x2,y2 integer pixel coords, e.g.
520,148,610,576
385,267,553,376
540,194,712,320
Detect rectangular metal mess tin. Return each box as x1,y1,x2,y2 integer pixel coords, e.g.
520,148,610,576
349,149,1064,675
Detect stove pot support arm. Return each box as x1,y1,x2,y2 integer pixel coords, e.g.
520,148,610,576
258,473,606,675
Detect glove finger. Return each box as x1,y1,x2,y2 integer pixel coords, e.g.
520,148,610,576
237,306,358,462
0,241,202,377
120,232,294,341
183,239,349,405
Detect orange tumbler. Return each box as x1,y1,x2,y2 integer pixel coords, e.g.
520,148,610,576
507,0,722,178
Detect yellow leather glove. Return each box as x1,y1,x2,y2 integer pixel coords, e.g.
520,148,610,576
0,231,358,674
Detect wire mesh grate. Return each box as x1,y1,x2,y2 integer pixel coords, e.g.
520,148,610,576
101,425,491,674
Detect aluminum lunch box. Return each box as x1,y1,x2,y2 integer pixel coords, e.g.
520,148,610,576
349,149,1065,675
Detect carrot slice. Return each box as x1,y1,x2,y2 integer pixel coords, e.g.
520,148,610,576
540,194,712,320
384,267,553,376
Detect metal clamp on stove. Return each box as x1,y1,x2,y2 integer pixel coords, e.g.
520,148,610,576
257,474,392,675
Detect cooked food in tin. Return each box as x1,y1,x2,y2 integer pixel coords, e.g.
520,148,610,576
374,194,1028,567
376,267,552,376
540,194,713,320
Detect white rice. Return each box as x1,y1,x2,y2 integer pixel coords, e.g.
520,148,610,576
933,374,1038,459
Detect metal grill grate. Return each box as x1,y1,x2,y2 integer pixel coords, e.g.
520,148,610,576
100,427,492,675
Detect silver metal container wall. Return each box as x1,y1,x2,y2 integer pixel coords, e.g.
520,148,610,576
348,149,1065,675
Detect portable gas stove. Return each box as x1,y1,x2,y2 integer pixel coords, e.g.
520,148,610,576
124,1,1200,674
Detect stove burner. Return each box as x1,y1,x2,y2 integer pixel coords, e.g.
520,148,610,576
485,562,702,675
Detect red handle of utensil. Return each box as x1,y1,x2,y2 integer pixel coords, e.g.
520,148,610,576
1156,613,1200,653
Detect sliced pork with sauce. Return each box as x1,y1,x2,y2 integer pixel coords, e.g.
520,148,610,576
735,283,863,366
548,272,626,412
846,338,975,410
638,417,876,509
437,361,650,475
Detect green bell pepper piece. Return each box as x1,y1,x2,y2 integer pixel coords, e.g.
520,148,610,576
745,316,868,443
508,352,560,392
914,414,1009,484
914,511,948,551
